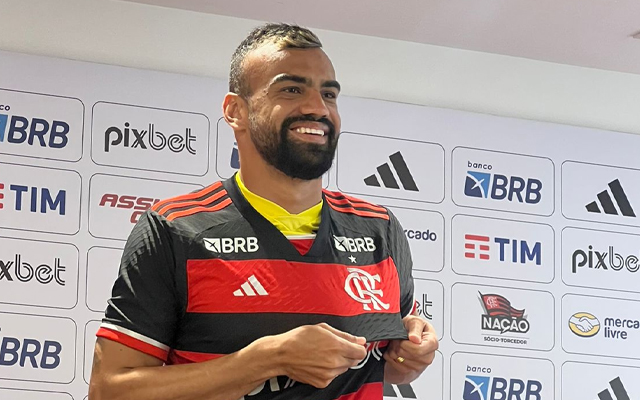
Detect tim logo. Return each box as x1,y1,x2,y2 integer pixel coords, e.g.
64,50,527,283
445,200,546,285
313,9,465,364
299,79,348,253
598,377,630,400
344,267,390,311
464,374,542,400
364,151,419,192
0,109,70,149
585,179,636,218
99,193,160,223
480,293,530,335
203,237,259,254
333,235,376,252
0,254,65,286
464,171,542,204
104,122,196,154
464,234,541,265
0,183,66,215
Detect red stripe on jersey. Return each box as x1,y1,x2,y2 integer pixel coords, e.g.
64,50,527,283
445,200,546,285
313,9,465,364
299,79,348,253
326,200,390,220
166,197,233,221
168,349,224,365
157,186,227,216
289,238,315,255
335,382,383,400
96,327,169,362
152,182,223,213
323,192,387,213
186,258,400,315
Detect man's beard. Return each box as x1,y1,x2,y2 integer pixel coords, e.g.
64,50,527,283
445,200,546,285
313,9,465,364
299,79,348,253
248,114,338,180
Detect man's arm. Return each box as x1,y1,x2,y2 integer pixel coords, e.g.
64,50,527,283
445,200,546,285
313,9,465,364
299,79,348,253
89,323,369,400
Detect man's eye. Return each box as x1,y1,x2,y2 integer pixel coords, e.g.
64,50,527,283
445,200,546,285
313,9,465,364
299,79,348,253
283,87,302,94
323,91,337,99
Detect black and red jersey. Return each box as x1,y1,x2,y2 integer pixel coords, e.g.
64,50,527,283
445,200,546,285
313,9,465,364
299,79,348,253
98,175,415,399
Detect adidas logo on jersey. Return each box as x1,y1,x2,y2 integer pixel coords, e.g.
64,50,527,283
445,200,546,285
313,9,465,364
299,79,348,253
333,235,376,252
203,237,259,253
233,275,268,297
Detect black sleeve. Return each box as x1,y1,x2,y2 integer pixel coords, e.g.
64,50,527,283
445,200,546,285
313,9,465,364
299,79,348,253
386,209,415,317
97,211,179,361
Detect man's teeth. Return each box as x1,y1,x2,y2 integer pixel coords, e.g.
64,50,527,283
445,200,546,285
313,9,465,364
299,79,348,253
294,127,325,136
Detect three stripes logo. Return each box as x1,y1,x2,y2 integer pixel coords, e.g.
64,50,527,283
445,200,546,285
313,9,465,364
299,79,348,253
464,234,491,260
364,151,419,191
586,179,636,218
383,383,417,399
233,274,268,297
598,377,630,400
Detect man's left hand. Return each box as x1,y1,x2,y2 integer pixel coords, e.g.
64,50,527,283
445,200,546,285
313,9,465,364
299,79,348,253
383,315,439,383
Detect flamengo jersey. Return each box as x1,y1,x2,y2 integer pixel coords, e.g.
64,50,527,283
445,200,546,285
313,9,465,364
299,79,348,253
97,175,414,400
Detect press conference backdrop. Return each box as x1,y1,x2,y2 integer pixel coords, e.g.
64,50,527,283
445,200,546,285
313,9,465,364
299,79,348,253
0,49,639,400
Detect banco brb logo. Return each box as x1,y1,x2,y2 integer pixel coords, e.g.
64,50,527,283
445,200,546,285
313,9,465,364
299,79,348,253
344,268,390,311
464,163,542,205
0,108,70,149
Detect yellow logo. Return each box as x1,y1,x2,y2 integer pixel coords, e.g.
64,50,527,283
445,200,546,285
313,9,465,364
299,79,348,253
569,312,600,337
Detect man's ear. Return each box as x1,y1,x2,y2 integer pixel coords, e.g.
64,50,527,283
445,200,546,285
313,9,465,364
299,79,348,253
223,92,248,131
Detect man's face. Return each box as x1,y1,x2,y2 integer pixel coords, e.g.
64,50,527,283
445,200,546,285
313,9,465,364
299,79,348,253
243,44,341,180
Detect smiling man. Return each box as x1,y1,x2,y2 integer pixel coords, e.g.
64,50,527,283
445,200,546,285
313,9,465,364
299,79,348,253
89,23,438,400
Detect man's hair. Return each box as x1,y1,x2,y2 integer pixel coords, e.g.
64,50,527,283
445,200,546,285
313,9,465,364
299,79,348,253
229,23,322,98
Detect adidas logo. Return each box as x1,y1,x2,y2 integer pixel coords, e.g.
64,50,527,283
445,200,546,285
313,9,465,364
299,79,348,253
585,179,636,217
383,383,417,399
233,275,268,297
364,151,419,191
598,377,630,400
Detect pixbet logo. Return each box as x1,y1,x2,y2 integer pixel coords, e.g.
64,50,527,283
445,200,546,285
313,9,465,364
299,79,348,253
571,245,640,274
464,234,541,265
104,122,196,154
0,254,65,286
464,161,542,205
0,328,62,370
463,368,542,400
333,235,376,252
203,237,259,254
99,193,159,223
0,182,66,215
0,107,70,149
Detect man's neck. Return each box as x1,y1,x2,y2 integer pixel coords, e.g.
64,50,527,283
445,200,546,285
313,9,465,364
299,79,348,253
239,165,323,215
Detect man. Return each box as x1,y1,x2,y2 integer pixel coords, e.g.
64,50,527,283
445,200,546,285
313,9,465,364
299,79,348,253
89,23,438,400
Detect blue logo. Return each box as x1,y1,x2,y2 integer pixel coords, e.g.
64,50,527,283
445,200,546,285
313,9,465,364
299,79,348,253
0,183,66,215
464,375,490,400
0,112,70,149
465,172,491,198
0,337,62,369
463,171,542,204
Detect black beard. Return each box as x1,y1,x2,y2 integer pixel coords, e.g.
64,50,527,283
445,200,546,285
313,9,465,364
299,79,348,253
249,115,337,180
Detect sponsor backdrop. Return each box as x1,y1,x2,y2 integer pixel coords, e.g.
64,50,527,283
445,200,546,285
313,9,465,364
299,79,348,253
0,48,639,400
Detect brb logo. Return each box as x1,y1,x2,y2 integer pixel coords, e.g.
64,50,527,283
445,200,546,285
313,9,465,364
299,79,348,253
571,245,640,274
99,193,160,223
463,368,542,400
344,267,390,311
0,106,70,149
203,237,259,254
464,162,542,205
104,122,196,155
0,331,62,370
464,234,541,265
0,254,65,286
0,182,66,215
333,235,376,252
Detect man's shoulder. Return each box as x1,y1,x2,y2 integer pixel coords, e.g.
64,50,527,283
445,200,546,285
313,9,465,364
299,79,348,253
322,189,390,222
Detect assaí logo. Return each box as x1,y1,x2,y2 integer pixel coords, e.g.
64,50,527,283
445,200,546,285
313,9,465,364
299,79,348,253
98,193,160,224
0,105,71,149
569,311,639,340
479,293,530,346
0,254,65,285
464,161,543,205
571,245,640,274
463,365,543,400
104,122,196,154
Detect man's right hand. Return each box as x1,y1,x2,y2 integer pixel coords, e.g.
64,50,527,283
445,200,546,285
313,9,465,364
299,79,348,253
261,323,368,389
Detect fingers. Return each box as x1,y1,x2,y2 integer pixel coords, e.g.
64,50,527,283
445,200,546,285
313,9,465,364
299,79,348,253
317,323,366,345
404,316,427,344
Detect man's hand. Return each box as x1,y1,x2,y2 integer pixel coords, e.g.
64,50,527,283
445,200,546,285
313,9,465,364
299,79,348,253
383,315,439,384
266,323,368,389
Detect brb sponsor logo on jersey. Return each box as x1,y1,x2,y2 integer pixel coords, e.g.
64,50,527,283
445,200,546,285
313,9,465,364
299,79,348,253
0,89,83,161
453,148,554,215
0,312,75,383
569,312,639,341
480,293,530,346
204,237,259,254
463,366,543,400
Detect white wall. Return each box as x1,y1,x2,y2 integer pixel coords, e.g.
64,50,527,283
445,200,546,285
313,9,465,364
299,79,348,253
2,0,640,136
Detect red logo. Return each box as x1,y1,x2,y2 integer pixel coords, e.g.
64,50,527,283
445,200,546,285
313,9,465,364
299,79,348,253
99,193,159,223
464,234,490,260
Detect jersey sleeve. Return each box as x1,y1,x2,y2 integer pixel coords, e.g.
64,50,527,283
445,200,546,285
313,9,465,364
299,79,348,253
96,211,180,362
386,209,415,318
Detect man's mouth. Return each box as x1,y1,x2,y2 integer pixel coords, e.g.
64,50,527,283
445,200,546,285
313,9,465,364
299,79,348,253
293,127,325,136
